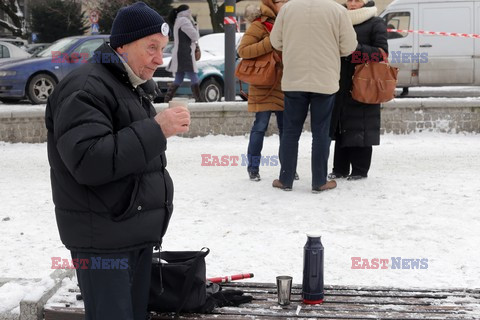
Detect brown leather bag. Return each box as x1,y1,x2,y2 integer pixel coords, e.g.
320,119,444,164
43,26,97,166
235,50,281,87
351,48,398,104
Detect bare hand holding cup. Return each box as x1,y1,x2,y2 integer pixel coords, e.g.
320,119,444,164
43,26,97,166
154,105,190,138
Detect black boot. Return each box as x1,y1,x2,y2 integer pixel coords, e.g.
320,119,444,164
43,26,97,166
164,83,179,103
400,87,409,96
191,83,201,102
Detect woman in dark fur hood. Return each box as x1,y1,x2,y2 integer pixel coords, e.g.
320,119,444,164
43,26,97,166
329,0,388,181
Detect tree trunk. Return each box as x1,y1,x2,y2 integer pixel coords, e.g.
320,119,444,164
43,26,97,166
0,0,26,37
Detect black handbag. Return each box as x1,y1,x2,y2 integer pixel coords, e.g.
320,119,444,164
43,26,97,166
148,248,210,313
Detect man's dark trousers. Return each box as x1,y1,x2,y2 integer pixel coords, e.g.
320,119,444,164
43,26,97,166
71,247,153,320
279,91,335,189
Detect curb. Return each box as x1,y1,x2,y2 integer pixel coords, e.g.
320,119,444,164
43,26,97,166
20,269,74,320
0,269,74,320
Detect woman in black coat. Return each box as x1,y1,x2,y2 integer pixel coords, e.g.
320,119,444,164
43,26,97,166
329,0,388,180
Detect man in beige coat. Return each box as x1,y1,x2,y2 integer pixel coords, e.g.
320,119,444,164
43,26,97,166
270,0,357,192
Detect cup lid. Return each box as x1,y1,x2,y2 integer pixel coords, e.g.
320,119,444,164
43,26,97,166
306,233,322,238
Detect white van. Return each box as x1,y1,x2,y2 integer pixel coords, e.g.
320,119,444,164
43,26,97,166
379,0,480,89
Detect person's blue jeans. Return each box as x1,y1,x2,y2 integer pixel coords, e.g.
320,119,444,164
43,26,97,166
279,91,335,189
247,111,283,173
174,71,199,85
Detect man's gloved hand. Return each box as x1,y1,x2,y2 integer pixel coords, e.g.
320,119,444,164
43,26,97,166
198,286,254,313
212,289,253,307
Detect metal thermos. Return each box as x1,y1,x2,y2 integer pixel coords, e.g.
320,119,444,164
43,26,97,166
302,234,324,304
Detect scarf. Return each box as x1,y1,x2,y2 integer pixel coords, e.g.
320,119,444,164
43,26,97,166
347,6,377,25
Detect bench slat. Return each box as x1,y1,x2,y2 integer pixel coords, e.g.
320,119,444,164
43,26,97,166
44,282,480,320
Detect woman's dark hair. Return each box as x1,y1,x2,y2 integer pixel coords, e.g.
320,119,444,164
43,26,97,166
168,5,190,25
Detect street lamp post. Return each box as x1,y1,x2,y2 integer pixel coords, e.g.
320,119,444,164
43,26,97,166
224,0,236,101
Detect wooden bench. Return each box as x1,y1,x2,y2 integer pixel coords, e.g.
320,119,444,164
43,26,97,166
44,282,480,319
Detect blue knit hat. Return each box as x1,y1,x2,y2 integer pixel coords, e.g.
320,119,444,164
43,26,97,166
110,2,170,49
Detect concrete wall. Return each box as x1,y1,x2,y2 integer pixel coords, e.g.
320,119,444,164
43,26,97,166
1,100,479,143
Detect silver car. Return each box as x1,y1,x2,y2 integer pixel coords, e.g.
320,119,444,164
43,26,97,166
0,41,30,62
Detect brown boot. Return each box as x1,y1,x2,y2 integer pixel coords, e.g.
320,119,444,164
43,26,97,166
191,83,201,102
164,83,179,103
272,179,292,191
312,180,337,193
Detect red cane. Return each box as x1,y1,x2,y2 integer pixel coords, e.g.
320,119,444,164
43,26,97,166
208,273,254,283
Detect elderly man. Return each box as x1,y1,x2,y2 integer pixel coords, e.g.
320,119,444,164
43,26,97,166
270,0,357,193
45,2,189,319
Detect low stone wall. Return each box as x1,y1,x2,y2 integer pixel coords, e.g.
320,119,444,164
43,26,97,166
0,106,47,143
1,99,479,143
381,99,480,134
156,102,281,138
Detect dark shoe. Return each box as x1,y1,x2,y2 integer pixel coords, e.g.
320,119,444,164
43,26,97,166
312,180,337,193
164,83,179,103
347,175,367,181
272,179,292,191
294,172,299,180
328,172,348,179
191,83,202,102
249,172,261,181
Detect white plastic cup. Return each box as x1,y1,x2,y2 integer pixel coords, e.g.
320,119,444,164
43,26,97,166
168,97,189,109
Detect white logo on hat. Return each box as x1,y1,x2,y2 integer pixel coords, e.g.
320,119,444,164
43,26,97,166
161,23,169,36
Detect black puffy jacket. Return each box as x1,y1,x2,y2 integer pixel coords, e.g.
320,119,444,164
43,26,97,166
330,11,388,147
45,43,174,252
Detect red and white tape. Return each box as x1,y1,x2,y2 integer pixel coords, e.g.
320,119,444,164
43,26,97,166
224,17,237,25
388,28,480,39
224,16,240,32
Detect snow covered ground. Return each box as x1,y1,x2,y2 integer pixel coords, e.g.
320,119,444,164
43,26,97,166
0,132,479,312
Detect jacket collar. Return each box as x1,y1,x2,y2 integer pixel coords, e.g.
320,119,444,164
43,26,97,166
260,3,276,22
93,42,131,85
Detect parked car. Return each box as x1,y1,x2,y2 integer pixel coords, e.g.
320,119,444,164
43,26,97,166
21,43,51,56
0,37,28,47
380,0,480,91
0,41,30,62
163,42,174,58
153,33,247,102
0,35,108,104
